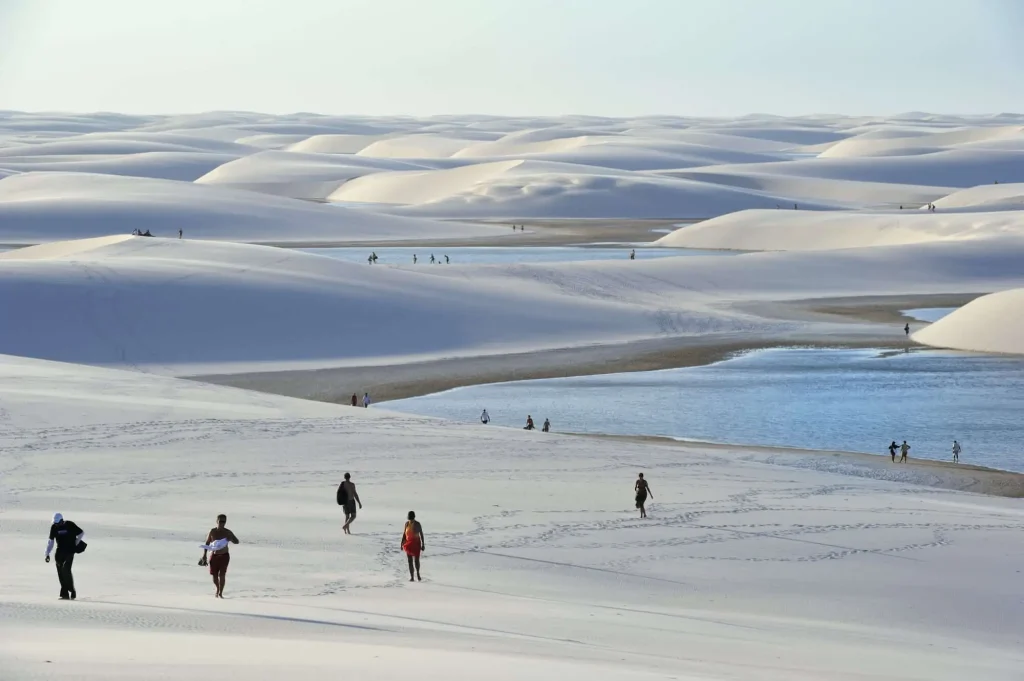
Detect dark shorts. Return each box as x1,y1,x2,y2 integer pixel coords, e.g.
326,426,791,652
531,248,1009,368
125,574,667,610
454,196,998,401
635,492,647,508
209,552,230,576
343,501,357,517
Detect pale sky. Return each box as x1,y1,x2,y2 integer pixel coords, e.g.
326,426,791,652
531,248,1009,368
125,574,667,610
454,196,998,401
0,0,1020,116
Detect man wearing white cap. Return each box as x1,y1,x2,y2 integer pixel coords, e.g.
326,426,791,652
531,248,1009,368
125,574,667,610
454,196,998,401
45,513,84,600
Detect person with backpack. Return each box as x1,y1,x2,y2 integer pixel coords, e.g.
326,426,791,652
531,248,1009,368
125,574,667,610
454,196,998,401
337,473,363,534
45,513,85,600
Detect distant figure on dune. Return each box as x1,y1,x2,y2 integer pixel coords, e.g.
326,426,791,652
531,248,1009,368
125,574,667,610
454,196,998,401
888,440,898,462
401,511,425,582
542,418,550,432
635,473,653,518
900,441,910,463
630,249,635,260
178,229,183,239
430,254,436,264
480,409,490,424
46,513,84,600
351,393,358,407
337,472,362,534
413,254,417,264
363,393,371,408
524,415,535,430
368,254,374,265
952,440,961,463
444,255,450,264
904,323,910,337
794,203,798,210
199,514,239,598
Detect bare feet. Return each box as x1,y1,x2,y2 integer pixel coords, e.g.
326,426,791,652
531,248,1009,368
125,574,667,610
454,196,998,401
416,574,421,582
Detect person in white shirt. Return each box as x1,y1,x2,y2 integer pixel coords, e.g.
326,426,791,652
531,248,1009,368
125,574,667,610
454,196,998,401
952,440,961,463
363,393,371,408
480,409,490,424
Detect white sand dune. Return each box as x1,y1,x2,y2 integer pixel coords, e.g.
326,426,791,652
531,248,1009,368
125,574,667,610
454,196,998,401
912,288,1024,355
0,172,504,245
196,150,429,200
3,235,1024,375
656,208,1024,251
1,353,1022,680
819,125,1024,158
330,159,835,218
0,151,240,182
932,182,1024,211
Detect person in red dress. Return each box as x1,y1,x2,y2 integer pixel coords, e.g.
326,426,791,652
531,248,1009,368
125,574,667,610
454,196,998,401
401,511,425,582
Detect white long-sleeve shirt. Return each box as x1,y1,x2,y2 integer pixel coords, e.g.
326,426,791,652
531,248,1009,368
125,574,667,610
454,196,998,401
45,531,84,557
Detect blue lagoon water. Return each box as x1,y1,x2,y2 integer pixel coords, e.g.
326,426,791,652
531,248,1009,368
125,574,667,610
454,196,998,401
383,348,1024,472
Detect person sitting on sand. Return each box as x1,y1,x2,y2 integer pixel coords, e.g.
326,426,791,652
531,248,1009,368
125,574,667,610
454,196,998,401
635,473,653,518
401,511,425,582
889,441,898,462
900,441,910,463
524,415,535,430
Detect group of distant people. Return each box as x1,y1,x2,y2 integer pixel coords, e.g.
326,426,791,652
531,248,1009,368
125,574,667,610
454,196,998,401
351,392,371,408
130,229,184,238
480,409,550,432
887,440,962,464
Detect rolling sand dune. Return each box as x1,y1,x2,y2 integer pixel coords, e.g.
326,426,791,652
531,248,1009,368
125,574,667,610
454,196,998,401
913,288,1024,355
0,171,505,244
656,208,1024,250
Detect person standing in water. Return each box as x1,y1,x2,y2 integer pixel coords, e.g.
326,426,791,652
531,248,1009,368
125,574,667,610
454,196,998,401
480,409,490,424
635,473,653,518
952,440,961,463
888,441,898,462
401,511,425,582
199,514,239,598
338,473,362,534
542,418,550,432
900,440,910,463
46,513,84,600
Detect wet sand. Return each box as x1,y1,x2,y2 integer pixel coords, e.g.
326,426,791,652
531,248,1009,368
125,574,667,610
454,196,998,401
581,433,1024,498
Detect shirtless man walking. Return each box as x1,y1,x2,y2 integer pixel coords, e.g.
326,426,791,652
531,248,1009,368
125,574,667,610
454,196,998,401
339,472,363,534
199,514,239,598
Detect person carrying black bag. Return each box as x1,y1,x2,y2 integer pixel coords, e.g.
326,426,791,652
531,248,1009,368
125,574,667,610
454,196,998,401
45,513,85,600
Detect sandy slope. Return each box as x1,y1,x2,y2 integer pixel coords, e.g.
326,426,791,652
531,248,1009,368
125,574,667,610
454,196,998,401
1,354,1022,680
0,172,504,244
656,208,1024,250
912,288,1024,355
3,236,1024,375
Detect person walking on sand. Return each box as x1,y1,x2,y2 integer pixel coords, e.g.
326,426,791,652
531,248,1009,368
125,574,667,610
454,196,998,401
199,514,239,598
480,409,490,425
542,418,550,432
430,254,436,264
630,249,635,260
351,393,358,407
635,473,653,518
524,415,535,430
444,254,450,264
363,392,371,408
401,511,425,582
904,322,910,337
337,473,363,534
178,229,183,239
413,254,417,264
889,441,898,462
900,440,910,463
952,440,961,463
45,513,84,600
